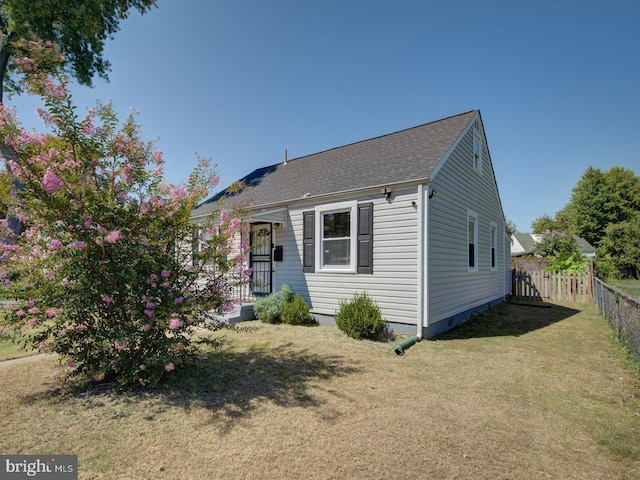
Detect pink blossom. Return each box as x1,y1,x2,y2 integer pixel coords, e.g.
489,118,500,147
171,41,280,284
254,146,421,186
48,239,64,249
44,78,65,99
51,369,61,378
139,364,145,370
168,318,183,329
42,169,62,194
15,309,24,317
229,218,240,231
144,309,153,318
15,56,35,73
141,324,150,332
104,230,122,244
114,341,127,351
45,308,57,318
165,362,175,372
139,378,146,386
61,278,69,286
152,149,163,161
145,301,155,309
101,295,113,303
174,296,184,305
67,241,86,249
81,120,95,135
170,185,185,201
161,270,170,278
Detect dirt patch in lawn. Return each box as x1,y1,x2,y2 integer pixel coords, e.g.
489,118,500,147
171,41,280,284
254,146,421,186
0,302,638,479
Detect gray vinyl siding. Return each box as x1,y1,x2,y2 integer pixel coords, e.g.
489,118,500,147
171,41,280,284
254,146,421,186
275,189,420,326
428,123,506,324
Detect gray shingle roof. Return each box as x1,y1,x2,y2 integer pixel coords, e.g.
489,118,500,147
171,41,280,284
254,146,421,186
193,110,477,217
512,233,537,254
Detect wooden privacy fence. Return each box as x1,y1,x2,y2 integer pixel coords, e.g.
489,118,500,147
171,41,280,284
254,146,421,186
512,270,593,303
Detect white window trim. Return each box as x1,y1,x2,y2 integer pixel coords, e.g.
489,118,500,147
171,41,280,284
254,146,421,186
490,221,498,272
468,210,478,272
315,200,358,273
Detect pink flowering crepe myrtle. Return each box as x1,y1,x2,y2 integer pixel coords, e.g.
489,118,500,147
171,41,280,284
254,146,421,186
0,52,252,389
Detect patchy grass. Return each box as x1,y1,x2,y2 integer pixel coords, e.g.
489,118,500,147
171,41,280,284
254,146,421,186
609,278,640,300
0,303,638,479
0,339,36,361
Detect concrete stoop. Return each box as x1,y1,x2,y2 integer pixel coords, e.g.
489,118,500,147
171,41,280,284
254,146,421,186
210,303,256,326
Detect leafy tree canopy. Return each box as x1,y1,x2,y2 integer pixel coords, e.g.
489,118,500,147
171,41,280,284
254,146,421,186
0,0,157,100
596,218,640,280
570,166,640,247
530,166,640,279
534,231,588,274
531,214,557,234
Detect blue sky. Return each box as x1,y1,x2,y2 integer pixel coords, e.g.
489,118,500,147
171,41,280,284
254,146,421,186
7,0,639,232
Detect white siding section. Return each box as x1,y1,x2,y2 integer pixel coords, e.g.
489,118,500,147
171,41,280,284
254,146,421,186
428,123,506,324
275,190,419,326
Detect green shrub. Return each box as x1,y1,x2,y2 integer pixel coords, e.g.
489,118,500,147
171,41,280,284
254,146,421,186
335,292,387,339
253,284,295,324
253,292,284,323
280,284,294,303
281,294,315,326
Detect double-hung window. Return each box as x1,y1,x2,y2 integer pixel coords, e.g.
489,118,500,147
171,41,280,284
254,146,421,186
468,211,478,271
303,200,373,274
320,208,352,269
316,201,357,272
490,222,497,271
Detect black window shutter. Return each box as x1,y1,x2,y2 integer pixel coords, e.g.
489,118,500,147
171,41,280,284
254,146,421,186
303,211,315,273
357,203,373,274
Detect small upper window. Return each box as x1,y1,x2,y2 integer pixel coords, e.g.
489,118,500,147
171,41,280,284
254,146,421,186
473,119,483,174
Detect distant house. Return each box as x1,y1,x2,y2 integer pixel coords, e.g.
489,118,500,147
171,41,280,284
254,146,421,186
510,233,596,257
192,110,510,338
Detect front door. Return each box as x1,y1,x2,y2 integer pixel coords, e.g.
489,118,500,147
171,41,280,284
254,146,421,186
250,223,272,296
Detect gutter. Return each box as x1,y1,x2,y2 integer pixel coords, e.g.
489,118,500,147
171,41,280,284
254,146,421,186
191,176,432,221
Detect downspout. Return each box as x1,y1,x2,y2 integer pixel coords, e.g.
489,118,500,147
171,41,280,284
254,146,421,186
417,183,426,339
394,183,426,355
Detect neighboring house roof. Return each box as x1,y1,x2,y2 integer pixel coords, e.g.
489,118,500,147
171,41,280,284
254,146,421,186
571,234,596,256
511,232,537,256
193,110,478,218
510,233,596,257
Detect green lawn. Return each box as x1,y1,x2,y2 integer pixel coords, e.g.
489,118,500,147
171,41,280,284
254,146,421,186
609,278,640,299
0,338,36,361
